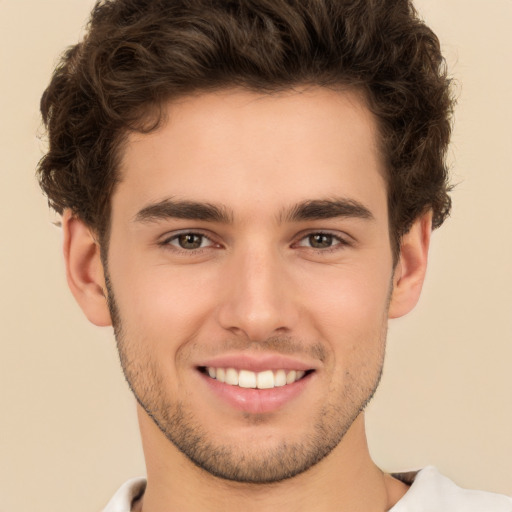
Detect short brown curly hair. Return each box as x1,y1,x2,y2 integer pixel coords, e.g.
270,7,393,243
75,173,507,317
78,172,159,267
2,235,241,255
37,0,453,257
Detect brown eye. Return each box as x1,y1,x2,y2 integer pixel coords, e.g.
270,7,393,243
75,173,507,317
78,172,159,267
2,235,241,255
162,231,218,253
308,233,334,248
177,233,204,249
295,232,347,251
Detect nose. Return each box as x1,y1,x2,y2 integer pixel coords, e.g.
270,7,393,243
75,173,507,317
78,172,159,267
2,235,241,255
216,244,299,342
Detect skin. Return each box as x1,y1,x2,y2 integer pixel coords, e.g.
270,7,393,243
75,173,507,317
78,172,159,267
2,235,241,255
64,87,431,511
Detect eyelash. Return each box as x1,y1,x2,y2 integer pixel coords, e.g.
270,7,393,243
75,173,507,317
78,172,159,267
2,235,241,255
159,231,218,254
159,230,351,255
294,231,351,253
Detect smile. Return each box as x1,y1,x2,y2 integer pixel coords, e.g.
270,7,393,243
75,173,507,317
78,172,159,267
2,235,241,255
201,367,308,389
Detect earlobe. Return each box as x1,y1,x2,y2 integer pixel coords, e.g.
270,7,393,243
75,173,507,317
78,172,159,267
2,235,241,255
62,210,112,326
388,211,432,319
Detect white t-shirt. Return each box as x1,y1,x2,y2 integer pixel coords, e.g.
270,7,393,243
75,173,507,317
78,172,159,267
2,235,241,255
102,466,512,511
388,467,512,511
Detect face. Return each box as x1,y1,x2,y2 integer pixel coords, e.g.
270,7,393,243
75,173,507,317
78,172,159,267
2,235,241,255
105,87,394,483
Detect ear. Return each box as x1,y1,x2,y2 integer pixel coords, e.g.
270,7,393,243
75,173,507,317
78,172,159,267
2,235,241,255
62,210,112,326
388,211,432,319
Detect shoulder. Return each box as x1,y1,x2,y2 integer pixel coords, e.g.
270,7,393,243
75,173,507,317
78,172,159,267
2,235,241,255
102,477,146,512
391,466,512,512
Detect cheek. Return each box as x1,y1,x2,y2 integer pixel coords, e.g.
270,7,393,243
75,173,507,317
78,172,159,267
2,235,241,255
296,262,392,347
110,258,222,346
300,268,390,397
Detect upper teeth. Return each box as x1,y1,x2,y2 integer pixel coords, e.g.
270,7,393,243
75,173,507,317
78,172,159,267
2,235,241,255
206,367,306,389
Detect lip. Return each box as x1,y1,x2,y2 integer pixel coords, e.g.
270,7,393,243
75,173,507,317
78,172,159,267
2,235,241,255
198,368,314,414
197,353,318,373
195,353,319,414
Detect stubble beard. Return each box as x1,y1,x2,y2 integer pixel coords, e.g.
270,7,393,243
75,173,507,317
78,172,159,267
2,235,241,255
104,272,386,484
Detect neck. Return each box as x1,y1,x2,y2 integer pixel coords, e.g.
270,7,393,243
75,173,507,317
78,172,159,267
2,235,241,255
136,409,408,512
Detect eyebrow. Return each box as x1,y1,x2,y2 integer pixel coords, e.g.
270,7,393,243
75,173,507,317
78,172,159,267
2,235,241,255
280,198,374,223
133,197,374,225
134,198,233,224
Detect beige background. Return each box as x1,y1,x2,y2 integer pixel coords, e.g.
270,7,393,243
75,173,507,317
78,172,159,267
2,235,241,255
1,0,511,511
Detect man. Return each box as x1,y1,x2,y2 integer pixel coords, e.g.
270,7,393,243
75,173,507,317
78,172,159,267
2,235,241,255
37,0,512,510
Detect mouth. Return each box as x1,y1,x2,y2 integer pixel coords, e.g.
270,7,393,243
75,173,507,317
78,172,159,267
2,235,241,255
195,354,318,414
198,366,313,389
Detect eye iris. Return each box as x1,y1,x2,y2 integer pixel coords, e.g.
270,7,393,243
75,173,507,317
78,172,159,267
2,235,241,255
178,234,202,249
309,234,333,248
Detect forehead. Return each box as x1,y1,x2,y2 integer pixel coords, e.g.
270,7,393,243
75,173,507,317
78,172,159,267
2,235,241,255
115,87,387,222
